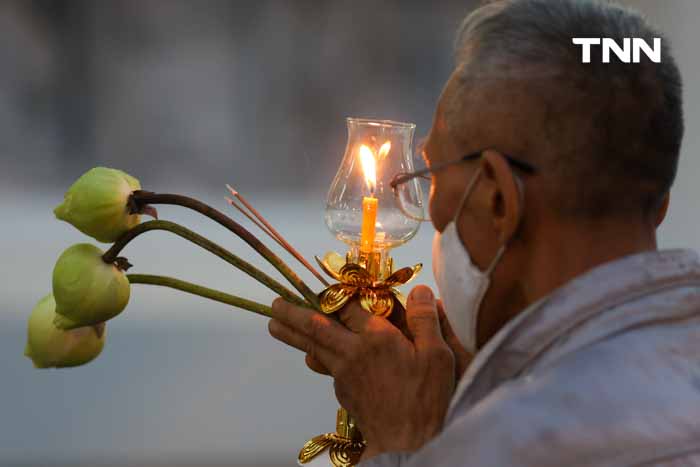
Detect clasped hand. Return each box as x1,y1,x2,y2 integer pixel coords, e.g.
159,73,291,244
268,285,471,459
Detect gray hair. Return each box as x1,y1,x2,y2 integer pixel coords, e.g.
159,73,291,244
448,0,684,217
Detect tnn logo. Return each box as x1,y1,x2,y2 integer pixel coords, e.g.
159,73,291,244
572,38,661,63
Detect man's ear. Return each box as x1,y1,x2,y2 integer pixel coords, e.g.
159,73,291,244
481,150,524,244
655,192,670,227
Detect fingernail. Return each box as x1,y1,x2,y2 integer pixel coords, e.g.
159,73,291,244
409,286,434,303
271,297,285,313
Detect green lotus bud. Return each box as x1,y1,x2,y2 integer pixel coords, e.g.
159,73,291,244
25,294,106,369
52,243,130,329
54,167,142,243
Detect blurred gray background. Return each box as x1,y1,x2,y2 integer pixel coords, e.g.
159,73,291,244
0,1,698,466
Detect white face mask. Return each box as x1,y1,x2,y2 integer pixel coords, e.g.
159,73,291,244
432,169,506,354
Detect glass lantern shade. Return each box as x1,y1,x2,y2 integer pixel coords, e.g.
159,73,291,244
325,117,423,252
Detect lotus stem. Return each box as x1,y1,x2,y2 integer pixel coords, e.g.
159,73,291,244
127,273,272,317
103,220,307,307
128,191,320,310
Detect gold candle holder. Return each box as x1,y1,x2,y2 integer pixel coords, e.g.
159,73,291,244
298,250,421,466
310,117,423,466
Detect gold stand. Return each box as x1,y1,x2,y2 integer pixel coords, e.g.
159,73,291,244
299,250,422,466
298,408,366,466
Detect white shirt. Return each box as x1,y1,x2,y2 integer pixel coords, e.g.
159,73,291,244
362,249,700,467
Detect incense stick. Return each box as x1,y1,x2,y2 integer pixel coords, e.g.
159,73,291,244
225,196,319,283
225,184,329,287
225,197,277,241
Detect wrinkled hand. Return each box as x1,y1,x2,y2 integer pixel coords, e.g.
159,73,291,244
268,285,472,458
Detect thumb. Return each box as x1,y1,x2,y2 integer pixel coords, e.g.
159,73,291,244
405,285,444,350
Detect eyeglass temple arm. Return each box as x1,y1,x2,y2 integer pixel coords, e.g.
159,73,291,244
390,151,535,189
390,153,480,189
390,168,431,188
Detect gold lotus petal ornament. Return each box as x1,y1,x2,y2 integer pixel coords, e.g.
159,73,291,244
328,435,365,467
319,284,357,314
316,253,422,319
299,433,365,467
384,263,422,287
338,263,372,287
359,288,394,317
299,434,335,463
315,251,346,281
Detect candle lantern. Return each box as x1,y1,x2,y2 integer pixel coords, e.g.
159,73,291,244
299,118,425,467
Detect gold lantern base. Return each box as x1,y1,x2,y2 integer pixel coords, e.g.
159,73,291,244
298,408,366,466
298,250,422,466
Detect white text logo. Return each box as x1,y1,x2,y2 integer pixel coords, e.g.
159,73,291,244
572,38,661,63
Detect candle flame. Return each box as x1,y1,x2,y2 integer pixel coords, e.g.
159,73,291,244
359,145,377,193
377,141,391,161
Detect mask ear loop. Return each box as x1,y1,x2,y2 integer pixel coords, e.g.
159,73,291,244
455,166,483,218
485,244,506,276
454,167,503,275
485,172,525,276
455,164,525,276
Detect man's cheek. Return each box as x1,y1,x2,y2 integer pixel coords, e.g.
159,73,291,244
430,189,450,233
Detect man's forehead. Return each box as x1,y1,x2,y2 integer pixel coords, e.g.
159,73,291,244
425,72,474,164
428,70,550,164
423,111,448,165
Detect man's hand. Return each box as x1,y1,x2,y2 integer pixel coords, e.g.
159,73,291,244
268,285,470,458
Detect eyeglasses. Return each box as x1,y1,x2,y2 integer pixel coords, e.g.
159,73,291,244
390,150,537,222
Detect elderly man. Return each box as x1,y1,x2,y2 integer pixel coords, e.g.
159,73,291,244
269,0,700,465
